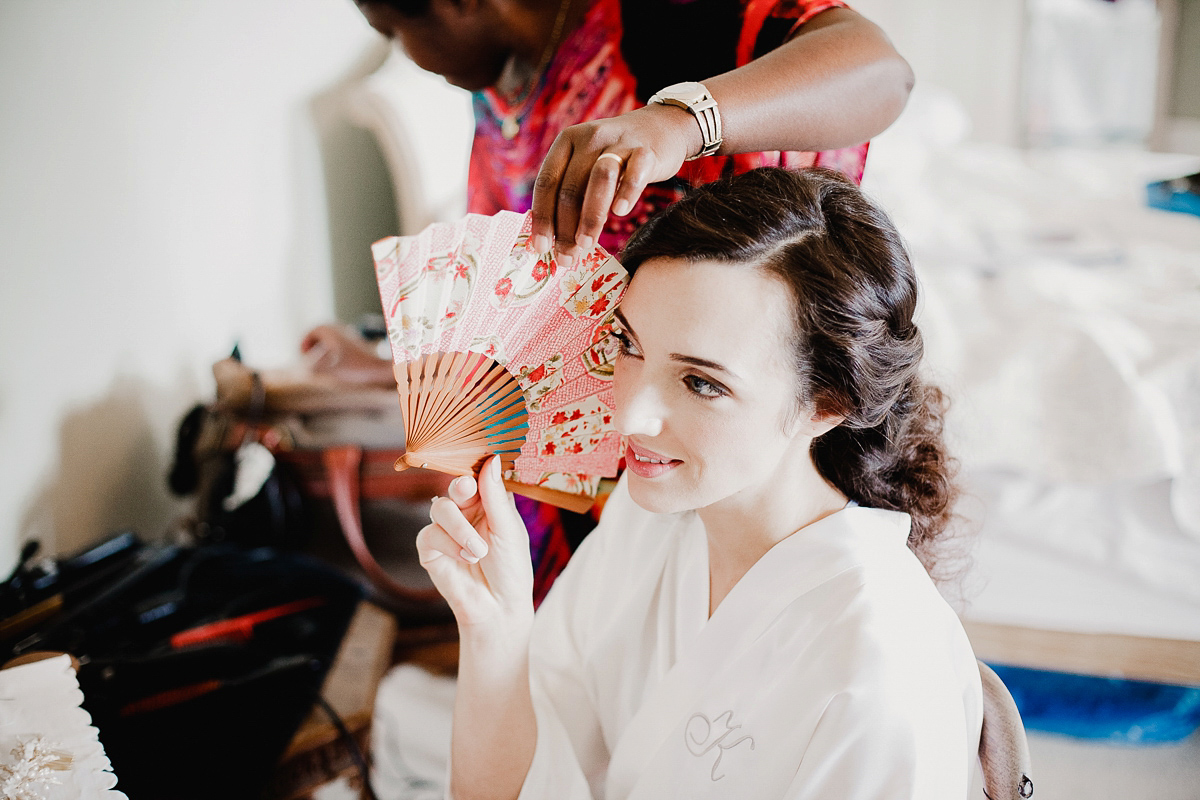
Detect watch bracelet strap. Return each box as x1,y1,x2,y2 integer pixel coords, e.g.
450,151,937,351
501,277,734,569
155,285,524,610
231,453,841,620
689,96,722,160
649,84,723,160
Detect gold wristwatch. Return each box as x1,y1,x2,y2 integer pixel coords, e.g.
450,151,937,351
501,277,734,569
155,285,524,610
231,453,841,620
648,81,723,160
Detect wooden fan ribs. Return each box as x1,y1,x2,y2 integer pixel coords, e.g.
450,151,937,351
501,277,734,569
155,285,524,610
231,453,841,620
403,352,473,447
423,362,524,447
410,352,472,446
420,352,483,443
396,351,530,476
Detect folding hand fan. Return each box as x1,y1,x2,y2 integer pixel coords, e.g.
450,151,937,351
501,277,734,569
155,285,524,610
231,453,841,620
372,210,627,512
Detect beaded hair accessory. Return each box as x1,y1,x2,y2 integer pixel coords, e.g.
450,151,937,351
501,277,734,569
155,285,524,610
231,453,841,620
0,654,126,799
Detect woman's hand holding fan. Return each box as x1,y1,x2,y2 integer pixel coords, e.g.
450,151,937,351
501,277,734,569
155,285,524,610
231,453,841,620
417,456,535,628
421,456,542,800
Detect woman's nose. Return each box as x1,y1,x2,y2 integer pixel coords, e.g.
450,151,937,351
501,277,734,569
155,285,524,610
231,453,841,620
614,382,665,438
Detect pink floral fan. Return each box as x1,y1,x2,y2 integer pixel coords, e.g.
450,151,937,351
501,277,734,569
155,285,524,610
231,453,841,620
372,210,627,512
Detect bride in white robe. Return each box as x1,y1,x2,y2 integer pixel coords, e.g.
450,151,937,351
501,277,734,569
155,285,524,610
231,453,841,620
521,477,981,799
417,167,983,800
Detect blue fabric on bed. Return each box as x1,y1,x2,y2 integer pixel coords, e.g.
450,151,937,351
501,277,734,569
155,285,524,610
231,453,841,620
988,663,1200,744
1146,173,1200,218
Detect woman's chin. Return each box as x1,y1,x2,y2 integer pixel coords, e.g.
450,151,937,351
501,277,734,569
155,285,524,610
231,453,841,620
627,476,694,515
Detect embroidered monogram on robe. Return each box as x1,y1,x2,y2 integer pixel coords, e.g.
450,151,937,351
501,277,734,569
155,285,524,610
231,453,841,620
517,476,983,799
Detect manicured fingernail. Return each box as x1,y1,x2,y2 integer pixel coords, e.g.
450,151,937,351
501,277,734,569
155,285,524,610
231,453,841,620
459,547,480,564
576,235,594,252
466,535,488,558
612,199,631,216
532,234,551,253
490,456,502,482
557,251,575,267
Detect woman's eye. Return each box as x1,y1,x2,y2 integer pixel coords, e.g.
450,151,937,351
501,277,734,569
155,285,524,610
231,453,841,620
683,374,726,398
612,330,641,358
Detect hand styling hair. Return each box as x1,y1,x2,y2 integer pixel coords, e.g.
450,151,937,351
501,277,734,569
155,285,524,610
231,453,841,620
620,167,959,576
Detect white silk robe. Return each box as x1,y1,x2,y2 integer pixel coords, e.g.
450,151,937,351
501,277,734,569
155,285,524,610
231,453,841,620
517,476,982,799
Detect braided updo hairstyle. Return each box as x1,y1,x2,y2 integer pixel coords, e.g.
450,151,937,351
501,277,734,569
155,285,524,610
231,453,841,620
619,167,958,575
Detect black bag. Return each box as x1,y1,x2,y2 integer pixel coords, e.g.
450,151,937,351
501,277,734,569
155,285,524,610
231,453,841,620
7,539,362,800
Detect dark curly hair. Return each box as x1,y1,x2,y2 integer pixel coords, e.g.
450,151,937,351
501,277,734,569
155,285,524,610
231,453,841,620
620,167,959,576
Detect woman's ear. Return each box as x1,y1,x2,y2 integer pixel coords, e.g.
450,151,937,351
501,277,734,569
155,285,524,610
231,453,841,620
783,403,844,439
800,410,845,438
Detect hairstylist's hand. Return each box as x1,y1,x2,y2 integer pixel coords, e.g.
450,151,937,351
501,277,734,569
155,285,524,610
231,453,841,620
529,103,704,264
416,456,535,628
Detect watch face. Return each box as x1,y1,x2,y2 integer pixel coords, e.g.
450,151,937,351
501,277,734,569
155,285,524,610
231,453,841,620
658,81,706,103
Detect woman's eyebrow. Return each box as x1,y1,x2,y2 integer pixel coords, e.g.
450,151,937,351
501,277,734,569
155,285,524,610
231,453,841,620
670,354,738,380
615,309,739,381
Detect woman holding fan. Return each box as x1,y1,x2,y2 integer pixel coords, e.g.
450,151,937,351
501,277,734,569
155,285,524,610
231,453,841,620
419,168,982,799
312,0,914,602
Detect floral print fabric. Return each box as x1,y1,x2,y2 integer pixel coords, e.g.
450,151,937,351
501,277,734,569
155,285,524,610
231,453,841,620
469,0,866,254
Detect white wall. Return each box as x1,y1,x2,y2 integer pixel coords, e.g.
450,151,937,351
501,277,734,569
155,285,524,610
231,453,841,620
0,1,385,574
854,0,1028,145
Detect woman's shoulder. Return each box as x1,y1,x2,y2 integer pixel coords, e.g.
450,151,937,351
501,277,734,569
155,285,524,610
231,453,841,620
784,505,978,684
830,505,944,601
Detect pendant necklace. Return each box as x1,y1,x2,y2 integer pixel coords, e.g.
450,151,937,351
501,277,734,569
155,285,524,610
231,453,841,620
497,0,574,140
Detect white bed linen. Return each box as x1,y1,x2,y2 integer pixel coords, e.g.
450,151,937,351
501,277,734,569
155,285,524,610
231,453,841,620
371,664,456,800
862,86,1200,640
965,506,1200,641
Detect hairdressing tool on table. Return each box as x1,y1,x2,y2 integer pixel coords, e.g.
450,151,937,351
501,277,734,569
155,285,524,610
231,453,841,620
123,544,303,633
9,543,180,657
0,532,143,647
77,594,330,689
169,595,327,649
118,653,321,717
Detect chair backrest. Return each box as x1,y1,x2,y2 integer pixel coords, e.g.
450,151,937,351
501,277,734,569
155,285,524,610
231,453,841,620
977,660,1035,799
345,50,473,236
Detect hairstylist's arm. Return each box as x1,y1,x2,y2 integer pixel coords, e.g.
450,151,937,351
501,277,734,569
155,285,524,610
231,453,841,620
529,6,913,260
416,455,536,800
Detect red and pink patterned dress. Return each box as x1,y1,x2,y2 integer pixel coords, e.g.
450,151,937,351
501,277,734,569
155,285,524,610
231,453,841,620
470,0,867,255
468,0,870,601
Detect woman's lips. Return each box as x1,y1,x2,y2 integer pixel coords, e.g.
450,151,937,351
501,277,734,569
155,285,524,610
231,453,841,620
625,442,682,479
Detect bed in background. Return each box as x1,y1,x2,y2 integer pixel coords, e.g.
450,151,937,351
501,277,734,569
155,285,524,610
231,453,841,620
861,85,1200,691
